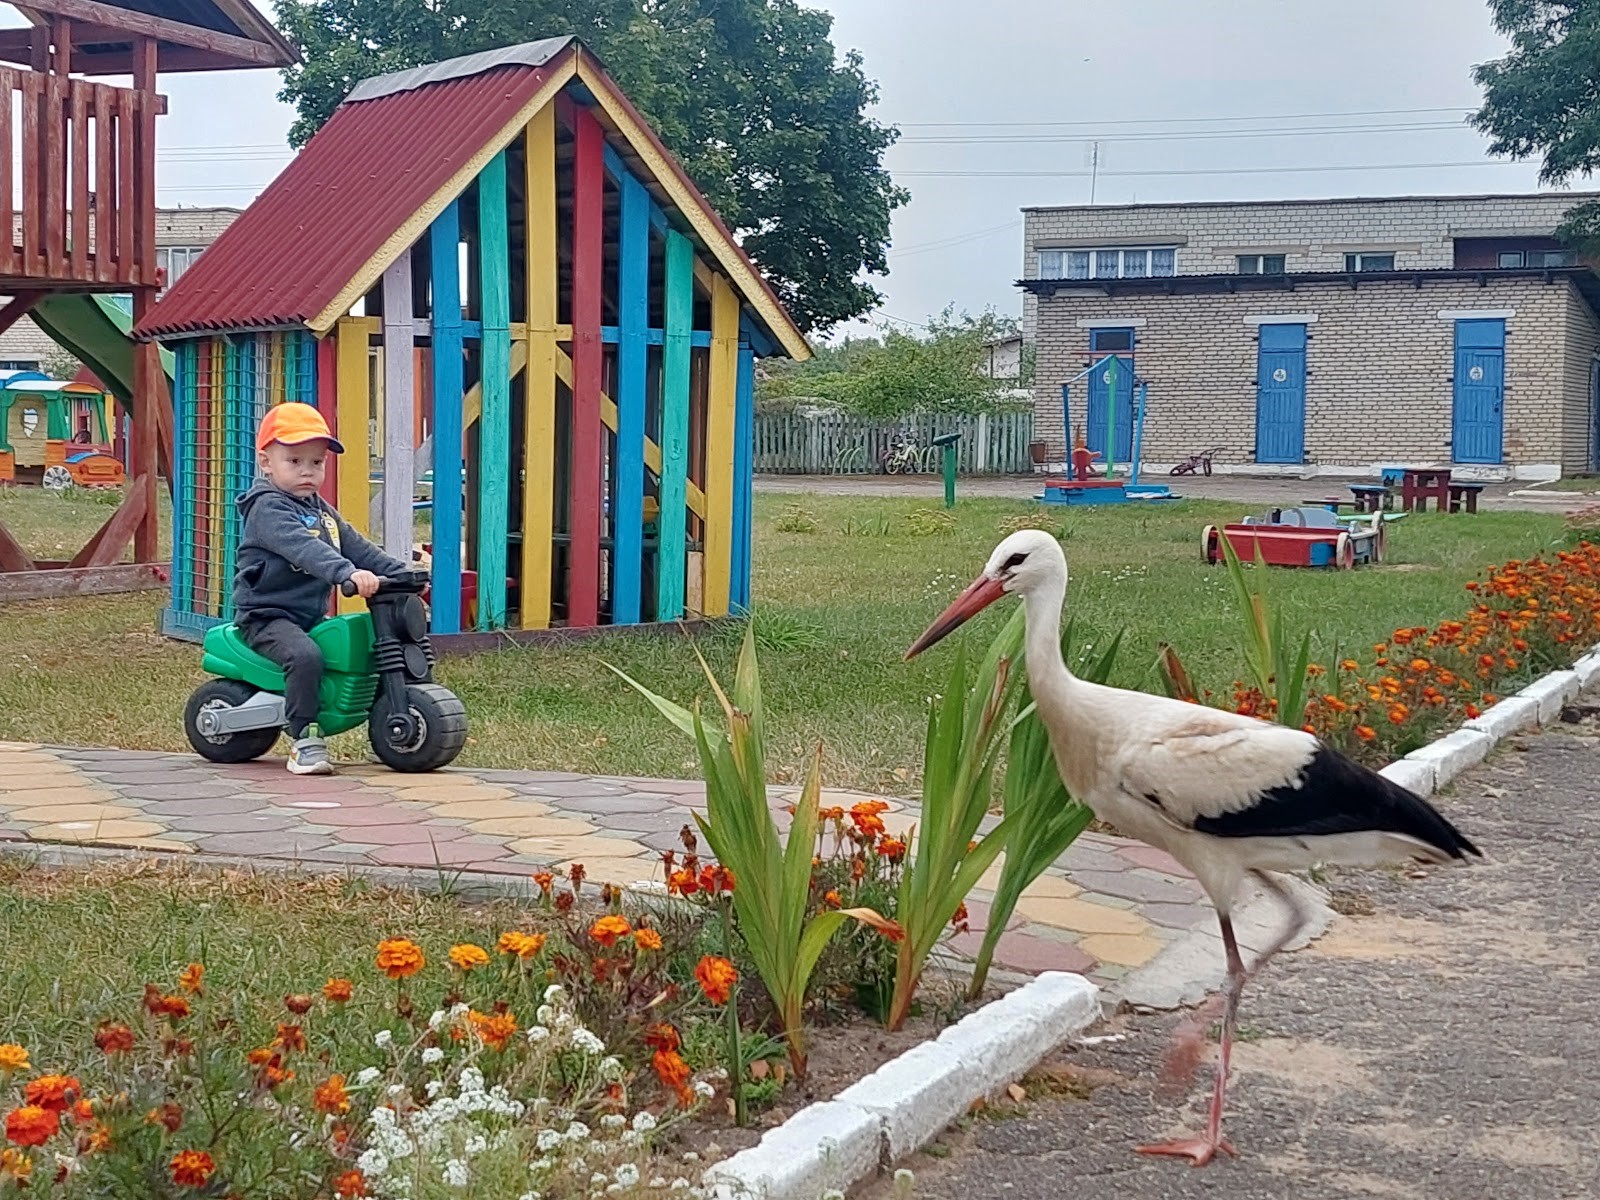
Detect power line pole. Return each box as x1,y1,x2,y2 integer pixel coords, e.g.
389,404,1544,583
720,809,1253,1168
1088,140,1101,203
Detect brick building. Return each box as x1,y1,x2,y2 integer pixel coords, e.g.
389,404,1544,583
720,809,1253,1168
1020,193,1600,480
0,207,240,372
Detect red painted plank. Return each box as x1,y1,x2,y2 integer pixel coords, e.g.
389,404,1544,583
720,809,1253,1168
317,334,338,507
20,73,40,275
69,83,89,278
0,69,15,277
44,75,66,276
93,86,113,282
568,104,605,628
116,90,134,285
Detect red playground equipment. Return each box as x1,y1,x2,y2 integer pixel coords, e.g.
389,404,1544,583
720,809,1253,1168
1203,507,1387,570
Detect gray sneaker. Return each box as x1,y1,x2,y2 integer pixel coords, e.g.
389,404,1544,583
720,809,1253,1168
287,727,334,775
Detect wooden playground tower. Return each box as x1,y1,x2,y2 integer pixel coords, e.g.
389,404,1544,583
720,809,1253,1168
0,0,294,601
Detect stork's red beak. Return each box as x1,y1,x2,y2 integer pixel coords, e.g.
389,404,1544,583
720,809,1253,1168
904,574,1007,660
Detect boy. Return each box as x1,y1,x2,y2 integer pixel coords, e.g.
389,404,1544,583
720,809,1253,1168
234,403,411,774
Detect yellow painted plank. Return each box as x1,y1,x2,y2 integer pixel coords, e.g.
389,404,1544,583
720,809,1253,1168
334,318,371,614
523,105,558,629
703,272,739,618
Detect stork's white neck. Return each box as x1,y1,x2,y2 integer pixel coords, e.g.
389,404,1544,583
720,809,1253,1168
1020,573,1072,688
1019,572,1099,799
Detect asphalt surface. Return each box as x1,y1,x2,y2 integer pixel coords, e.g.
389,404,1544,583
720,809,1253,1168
755,472,1592,514
860,718,1600,1200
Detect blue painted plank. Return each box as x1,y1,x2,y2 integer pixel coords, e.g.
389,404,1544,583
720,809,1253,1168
732,340,755,612
658,229,694,620
477,153,512,630
740,313,778,359
613,171,650,625
169,340,191,617
601,325,711,348
429,200,464,634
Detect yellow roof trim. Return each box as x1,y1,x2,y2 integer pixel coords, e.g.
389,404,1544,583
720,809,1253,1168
308,54,580,334
572,56,812,360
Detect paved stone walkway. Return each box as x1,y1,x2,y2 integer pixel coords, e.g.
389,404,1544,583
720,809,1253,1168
0,740,1210,993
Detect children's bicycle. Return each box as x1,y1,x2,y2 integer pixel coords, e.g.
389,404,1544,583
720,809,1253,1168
182,569,467,772
1170,446,1224,477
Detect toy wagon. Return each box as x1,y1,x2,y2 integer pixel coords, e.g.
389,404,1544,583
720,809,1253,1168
1203,507,1387,570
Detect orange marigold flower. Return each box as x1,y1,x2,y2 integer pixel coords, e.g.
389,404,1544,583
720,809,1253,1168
951,902,970,933
876,836,907,862
245,1047,275,1068
70,1099,94,1125
850,812,886,838
819,806,845,822
632,928,664,952
652,1049,691,1092
1392,629,1414,645
94,1023,134,1056
644,1023,681,1054
143,987,191,1019
694,955,739,1006
823,889,842,908
532,871,555,896
497,931,547,959
1388,707,1408,725
1483,694,1498,706
177,963,204,995
5,1105,57,1149
1354,725,1377,742
23,1076,79,1114
147,1103,183,1133
448,943,490,972
333,1169,370,1198
589,914,632,948
84,1124,112,1154
168,1149,216,1188
667,868,699,896
1409,658,1431,673
467,1010,518,1052
312,1075,351,1116
273,1024,306,1053
1339,659,1360,672
0,1146,33,1180
375,938,425,980
1464,704,1482,720
322,978,353,1003
0,1045,29,1075
1305,663,1325,677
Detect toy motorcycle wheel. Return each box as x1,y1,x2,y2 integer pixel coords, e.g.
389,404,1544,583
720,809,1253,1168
184,679,281,763
369,682,468,773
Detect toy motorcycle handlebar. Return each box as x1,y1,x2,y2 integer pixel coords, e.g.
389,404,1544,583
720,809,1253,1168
339,568,432,598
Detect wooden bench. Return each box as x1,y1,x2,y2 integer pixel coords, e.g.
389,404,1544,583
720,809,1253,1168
1348,484,1391,513
1448,482,1485,514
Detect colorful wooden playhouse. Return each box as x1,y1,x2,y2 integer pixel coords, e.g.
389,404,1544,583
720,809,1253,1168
0,373,125,488
139,38,809,643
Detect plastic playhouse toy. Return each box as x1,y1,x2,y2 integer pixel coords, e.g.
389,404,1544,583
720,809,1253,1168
0,375,126,490
183,569,467,772
1202,506,1387,570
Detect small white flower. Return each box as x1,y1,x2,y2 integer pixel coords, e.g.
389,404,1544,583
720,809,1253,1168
599,1055,624,1080
631,1112,657,1133
566,1120,591,1142
621,1130,642,1148
373,1029,394,1049
669,1181,691,1192
691,1081,714,1099
543,984,566,1004
425,1080,445,1099
536,1130,563,1153
536,1004,556,1025
572,1028,606,1055
600,1114,627,1131
649,1178,668,1190
464,1134,487,1155
422,1047,444,1065
356,1066,382,1086
443,1158,470,1187
614,1163,641,1187
680,1152,700,1164
591,1173,609,1186
428,1009,447,1031
519,1194,542,1200
527,1025,551,1044
387,1084,406,1098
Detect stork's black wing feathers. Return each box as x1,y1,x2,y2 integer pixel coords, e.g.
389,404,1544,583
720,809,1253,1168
1191,746,1481,860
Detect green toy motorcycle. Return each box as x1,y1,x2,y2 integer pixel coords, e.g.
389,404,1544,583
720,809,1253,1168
182,569,467,772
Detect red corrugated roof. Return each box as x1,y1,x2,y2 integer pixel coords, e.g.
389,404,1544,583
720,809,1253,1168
136,56,568,339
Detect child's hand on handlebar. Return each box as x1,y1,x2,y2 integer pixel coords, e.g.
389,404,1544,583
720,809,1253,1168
349,570,383,599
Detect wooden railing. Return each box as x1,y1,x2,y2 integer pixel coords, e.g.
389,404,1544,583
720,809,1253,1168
0,66,158,287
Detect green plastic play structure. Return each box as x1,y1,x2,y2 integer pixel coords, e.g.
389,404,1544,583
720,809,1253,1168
28,293,175,405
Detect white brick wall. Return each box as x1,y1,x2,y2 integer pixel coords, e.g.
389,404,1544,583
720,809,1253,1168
1031,275,1592,472
1022,193,1599,278
0,207,240,372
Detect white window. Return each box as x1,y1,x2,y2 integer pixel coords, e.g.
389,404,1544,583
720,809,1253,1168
157,246,207,290
1237,254,1286,275
1344,252,1395,272
1039,247,1176,280
1532,249,1577,267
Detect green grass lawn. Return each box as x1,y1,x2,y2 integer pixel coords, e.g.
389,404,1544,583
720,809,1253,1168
0,482,175,560
0,488,1570,792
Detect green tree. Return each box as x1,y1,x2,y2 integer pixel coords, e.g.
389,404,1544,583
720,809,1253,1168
273,0,906,334
759,309,1024,419
1472,1,1600,250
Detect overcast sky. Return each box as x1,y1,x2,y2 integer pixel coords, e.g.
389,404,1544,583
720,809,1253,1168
21,0,1575,338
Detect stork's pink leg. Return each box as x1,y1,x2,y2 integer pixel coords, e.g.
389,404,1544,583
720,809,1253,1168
1138,872,1311,1167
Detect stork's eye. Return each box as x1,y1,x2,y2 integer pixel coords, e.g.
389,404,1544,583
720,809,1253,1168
1002,552,1027,571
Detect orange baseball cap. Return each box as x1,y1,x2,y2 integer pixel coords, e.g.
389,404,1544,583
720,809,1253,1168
256,403,345,454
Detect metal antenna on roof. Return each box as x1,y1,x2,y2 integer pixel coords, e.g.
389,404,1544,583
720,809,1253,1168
1085,140,1102,204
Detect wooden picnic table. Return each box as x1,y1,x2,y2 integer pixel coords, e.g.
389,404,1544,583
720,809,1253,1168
1401,467,1452,512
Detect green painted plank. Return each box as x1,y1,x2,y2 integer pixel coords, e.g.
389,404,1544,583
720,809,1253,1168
477,153,512,630
657,229,693,621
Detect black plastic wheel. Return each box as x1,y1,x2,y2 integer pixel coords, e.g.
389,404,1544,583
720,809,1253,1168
184,679,281,763
369,683,468,773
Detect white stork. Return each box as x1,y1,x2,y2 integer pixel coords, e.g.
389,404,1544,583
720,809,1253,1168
905,529,1480,1166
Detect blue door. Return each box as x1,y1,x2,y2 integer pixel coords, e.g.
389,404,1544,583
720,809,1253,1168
1254,323,1307,464
1452,319,1505,464
1086,328,1134,462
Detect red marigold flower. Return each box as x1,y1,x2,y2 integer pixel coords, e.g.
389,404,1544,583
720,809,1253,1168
94,1022,134,1055
333,1169,369,1198
554,891,575,913
322,978,354,1003
284,993,315,1015
652,1049,691,1092
168,1149,215,1188
23,1076,79,1114
532,871,555,896
313,1075,351,1116
588,914,631,948
568,863,587,889
143,986,191,1019
876,836,907,862
667,868,699,896
693,956,739,1006
644,1023,681,1054
147,1103,183,1133
273,1024,307,1053
1464,704,1482,720
823,889,842,908
4,1105,58,1147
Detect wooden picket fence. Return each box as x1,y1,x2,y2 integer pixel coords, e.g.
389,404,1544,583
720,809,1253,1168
753,409,1035,475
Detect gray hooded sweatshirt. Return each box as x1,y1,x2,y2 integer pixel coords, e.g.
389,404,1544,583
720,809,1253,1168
233,480,410,630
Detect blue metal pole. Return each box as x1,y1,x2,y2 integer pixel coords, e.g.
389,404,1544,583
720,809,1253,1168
1131,380,1148,486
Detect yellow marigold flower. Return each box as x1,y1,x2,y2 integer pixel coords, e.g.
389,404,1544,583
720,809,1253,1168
632,928,664,952
496,931,547,960
375,938,425,980
0,1146,33,1180
177,963,204,995
447,944,490,972
588,914,632,948
0,1045,29,1075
